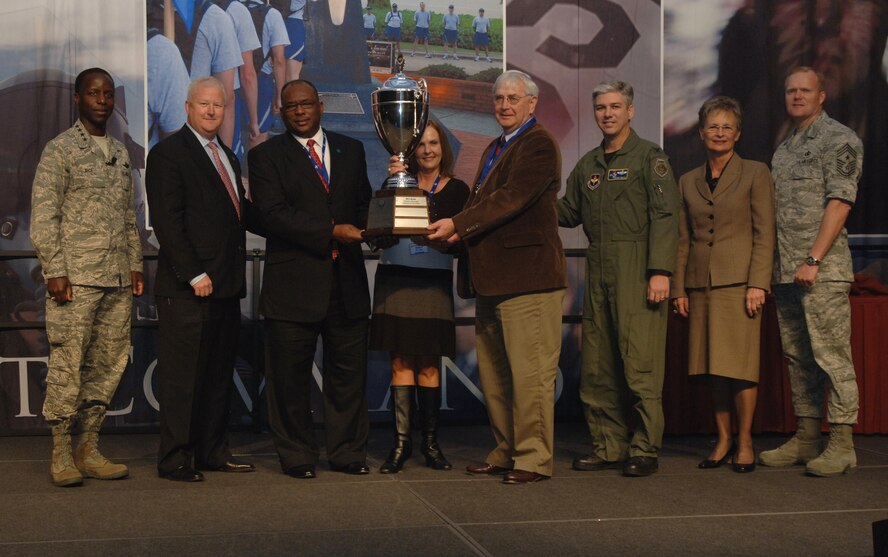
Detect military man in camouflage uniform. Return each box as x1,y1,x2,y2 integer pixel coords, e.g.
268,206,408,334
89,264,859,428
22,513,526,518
30,68,144,487
759,67,862,477
558,81,680,477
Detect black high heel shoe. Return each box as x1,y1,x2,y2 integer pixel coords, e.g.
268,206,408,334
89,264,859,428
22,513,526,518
698,442,736,469
732,448,756,473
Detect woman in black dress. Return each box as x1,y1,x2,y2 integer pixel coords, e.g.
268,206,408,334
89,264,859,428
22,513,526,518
370,120,470,473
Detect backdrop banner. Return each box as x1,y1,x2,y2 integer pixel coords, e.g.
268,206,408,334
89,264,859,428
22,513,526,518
1,0,886,435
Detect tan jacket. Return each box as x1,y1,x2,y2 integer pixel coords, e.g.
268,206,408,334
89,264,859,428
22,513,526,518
673,154,775,297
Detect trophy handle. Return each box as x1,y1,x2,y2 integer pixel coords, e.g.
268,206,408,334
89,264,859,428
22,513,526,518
416,79,430,136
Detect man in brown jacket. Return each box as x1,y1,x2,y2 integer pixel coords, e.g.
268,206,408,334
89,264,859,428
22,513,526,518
427,70,567,484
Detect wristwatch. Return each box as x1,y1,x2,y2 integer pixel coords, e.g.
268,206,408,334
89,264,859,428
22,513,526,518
805,255,822,266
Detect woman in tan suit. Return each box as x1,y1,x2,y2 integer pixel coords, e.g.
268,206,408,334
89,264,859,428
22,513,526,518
672,96,775,473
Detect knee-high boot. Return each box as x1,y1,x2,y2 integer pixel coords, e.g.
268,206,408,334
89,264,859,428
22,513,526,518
417,385,452,470
379,386,414,474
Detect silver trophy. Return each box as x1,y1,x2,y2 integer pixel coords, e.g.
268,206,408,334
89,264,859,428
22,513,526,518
366,54,432,235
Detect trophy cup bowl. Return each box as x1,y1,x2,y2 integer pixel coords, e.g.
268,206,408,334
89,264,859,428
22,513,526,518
366,58,431,236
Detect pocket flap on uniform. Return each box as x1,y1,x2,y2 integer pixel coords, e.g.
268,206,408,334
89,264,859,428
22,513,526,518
64,232,110,250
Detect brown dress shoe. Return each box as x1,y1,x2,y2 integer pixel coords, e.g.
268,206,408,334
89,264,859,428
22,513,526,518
465,462,511,475
502,469,549,484
572,454,623,471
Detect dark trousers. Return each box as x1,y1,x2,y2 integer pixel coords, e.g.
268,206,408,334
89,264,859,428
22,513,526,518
264,278,369,470
156,296,240,474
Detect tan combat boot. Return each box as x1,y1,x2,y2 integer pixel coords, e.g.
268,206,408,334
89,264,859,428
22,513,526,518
73,407,128,480
50,420,83,487
759,416,822,467
806,424,857,477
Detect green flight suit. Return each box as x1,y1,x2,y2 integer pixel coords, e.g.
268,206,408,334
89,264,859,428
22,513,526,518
558,129,680,460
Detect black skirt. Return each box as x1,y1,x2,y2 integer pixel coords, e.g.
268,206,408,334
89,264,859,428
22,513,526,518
369,263,456,358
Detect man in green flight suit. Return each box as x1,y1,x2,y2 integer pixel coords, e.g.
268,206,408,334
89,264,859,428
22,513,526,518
558,80,680,477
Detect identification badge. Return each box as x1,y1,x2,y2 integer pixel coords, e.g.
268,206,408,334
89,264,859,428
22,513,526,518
409,242,429,255
587,174,600,191
607,168,628,181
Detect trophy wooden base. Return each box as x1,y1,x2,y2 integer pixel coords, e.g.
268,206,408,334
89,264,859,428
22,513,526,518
364,187,430,236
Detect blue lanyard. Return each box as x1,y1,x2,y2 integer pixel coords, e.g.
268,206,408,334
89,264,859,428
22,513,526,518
302,133,329,185
475,117,536,189
429,174,441,196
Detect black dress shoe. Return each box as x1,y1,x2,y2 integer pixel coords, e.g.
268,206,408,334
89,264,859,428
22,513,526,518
698,443,736,469
732,450,756,473
198,458,256,473
465,462,511,475
572,454,623,471
285,464,317,479
332,462,370,475
502,469,549,484
623,456,658,477
160,466,204,482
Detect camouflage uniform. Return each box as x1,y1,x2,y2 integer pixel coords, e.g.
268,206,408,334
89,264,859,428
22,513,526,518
558,129,680,460
30,120,142,423
771,111,862,425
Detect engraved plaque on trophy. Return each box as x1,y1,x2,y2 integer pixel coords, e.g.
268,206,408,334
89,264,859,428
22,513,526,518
365,54,431,236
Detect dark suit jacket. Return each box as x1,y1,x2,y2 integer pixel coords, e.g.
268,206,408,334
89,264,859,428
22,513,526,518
145,126,253,300
247,129,372,322
673,154,775,297
452,122,567,297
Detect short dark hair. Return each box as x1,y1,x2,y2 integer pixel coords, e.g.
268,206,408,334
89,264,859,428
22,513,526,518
74,67,113,94
698,96,743,130
281,79,320,101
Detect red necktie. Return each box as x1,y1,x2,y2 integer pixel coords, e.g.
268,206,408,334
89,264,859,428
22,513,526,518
306,139,338,259
306,139,329,192
208,142,240,220
493,136,505,158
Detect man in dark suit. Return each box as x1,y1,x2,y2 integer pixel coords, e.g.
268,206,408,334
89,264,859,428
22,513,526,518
248,79,372,479
146,76,256,482
427,70,567,484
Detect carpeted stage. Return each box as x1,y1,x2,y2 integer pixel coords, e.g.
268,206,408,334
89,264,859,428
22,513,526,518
1,423,886,556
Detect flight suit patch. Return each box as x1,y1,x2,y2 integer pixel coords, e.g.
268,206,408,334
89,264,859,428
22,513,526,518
587,174,600,191
654,158,668,178
607,169,628,181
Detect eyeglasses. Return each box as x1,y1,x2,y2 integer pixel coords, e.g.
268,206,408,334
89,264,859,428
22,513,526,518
704,124,737,134
282,100,318,112
493,94,532,106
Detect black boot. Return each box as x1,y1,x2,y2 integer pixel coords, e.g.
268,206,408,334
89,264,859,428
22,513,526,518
417,386,452,470
379,385,414,474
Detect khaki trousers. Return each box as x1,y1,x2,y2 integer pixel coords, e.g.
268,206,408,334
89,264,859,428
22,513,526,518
475,289,564,476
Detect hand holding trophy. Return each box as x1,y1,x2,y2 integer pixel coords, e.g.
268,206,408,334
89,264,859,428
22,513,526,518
365,54,431,236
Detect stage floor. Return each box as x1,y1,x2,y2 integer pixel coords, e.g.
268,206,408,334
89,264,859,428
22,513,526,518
1,423,886,556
